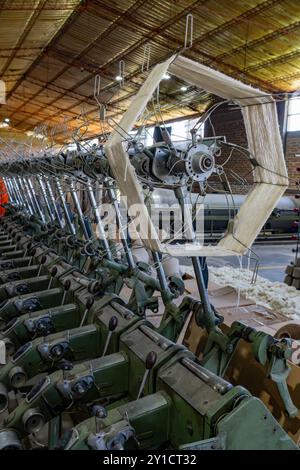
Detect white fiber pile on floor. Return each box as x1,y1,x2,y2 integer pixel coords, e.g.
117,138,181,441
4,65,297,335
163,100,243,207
210,267,300,319
184,265,300,320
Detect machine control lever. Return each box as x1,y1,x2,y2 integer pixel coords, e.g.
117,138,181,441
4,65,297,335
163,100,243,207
90,405,107,433
267,339,298,418
48,267,58,289
79,297,94,327
231,322,298,418
37,255,47,276
137,350,157,399
101,316,118,357
57,359,74,380
61,280,71,305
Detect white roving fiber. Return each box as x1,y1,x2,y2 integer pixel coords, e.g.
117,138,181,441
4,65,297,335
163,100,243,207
184,265,300,320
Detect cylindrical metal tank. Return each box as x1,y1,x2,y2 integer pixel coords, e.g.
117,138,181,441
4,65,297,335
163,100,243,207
151,189,300,238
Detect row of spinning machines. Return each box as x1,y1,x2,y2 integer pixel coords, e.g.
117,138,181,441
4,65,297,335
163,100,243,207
0,144,297,450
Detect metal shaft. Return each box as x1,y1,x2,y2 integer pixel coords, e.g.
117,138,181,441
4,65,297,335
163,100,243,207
137,369,150,399
106,180,135,269
86,180,112,259
37,176,55,222
18,178,33,214
9,178,22,207
10,178,22,208
22,177,36,214
101,331,112,357
27,177,46,223
69,179,89,240
2,177,13,203
44,177,64,229
55,178,76,235
79,307,89,327
174,186,215,330
151,251,169,293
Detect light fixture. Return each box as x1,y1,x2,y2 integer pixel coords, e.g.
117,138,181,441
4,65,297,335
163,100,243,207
180,86,188,92
0,121,9,128
4,118,10,124
115,75,123,81
162,73,171,80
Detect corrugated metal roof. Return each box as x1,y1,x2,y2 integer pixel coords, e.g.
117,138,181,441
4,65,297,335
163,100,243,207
0,0,300,143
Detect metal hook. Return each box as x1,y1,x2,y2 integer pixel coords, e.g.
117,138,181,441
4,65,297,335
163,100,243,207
99,105,106,122
184,13,194,49
79,103,89,128
93,74,106,123
141,44,151,73
94,74,101,107
118,60,125,87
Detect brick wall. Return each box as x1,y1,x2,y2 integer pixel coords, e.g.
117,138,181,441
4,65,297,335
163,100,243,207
204,105,252,194
285,131,300,193
205,104,300,195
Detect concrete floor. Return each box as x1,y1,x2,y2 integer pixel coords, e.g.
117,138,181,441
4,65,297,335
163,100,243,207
206,243,298,283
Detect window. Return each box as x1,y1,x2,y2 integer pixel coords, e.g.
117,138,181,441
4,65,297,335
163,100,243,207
287,97,300,132
169,118,204,142
131,117,204,147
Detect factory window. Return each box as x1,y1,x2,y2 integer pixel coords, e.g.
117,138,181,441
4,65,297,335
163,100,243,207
170,118,204,142
132,117,204,146
287,96,300,132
